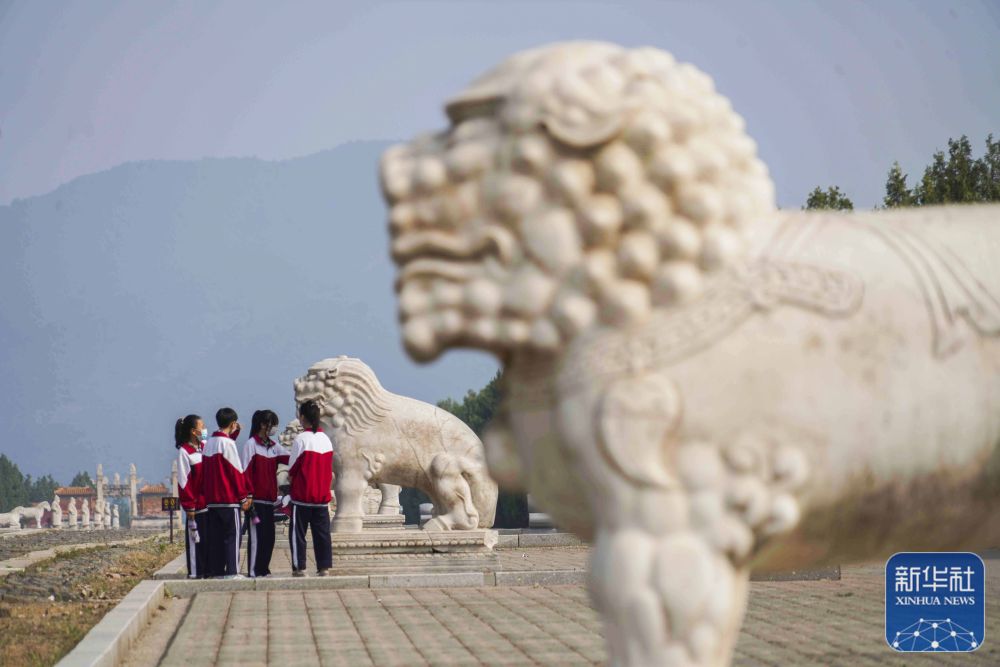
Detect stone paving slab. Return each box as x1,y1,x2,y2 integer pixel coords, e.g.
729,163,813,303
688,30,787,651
138,558,1000,666
164,570,587,596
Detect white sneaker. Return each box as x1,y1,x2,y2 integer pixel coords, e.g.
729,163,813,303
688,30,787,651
222,574,247,580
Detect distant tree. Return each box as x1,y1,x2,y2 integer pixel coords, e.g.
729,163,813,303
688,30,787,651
883,134,1000,207
983,134,1000,201
27,474,60,503
883,162,915,208
0,454,28,511
804,185,854,210
70,471,94,488
437,371,502,435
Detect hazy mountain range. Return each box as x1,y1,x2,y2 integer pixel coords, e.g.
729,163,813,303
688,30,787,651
0,141,497,482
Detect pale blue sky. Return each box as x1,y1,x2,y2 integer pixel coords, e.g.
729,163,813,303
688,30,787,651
0,1,998,480
1,0,998,208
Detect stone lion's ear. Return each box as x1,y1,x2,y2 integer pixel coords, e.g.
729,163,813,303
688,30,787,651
596,374,681,488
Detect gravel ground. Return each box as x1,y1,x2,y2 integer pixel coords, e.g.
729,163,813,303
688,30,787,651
0,537,182,667
0,538,166,603
0,529,157,562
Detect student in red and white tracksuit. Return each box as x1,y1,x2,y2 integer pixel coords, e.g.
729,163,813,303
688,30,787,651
202,407,252,578
175,413,208,579
241,409,289,578
288,400,333,576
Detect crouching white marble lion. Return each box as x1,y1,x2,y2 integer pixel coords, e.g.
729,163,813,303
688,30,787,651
381,41,1000,666
0,508,23,529
293,356,497,532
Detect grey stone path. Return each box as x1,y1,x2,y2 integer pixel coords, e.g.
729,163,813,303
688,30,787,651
160,586,603,666
133,548,1000,665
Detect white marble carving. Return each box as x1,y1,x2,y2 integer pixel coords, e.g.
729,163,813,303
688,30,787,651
293,356,497,532
51,494,62,529
93,499,104,529
68,499,78,529
129,463,138,517
382,41,1000,666
80,499,91,530
0,508,22,529
111,504,120,529
18,501,50,528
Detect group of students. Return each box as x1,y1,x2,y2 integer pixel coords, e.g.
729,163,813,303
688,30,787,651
174,400,334,579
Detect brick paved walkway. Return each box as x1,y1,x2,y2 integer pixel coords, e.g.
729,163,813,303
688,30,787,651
144,556,1000,665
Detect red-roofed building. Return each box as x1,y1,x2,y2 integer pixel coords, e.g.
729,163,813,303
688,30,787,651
138,483,170,516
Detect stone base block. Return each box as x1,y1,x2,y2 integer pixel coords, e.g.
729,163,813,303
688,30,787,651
329,529,499,573
362,514,406,530
332,529,498,555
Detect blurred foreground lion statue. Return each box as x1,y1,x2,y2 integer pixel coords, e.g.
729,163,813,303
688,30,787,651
381,41,1000,665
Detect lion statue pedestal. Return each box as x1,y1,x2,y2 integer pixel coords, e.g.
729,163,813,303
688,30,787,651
382,41,1000,666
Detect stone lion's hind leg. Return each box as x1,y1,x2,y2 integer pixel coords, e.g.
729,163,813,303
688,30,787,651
425,453,479,531
377,483,402,516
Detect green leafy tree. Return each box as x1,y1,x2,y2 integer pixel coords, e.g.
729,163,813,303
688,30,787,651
0,454,28,511
69,471,94,488
27,474,60,503
883,162,915,208
983,134,1000,201
804,185,854,210
887,134,1000,207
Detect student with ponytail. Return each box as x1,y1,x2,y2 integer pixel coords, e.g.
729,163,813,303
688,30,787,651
241,409,289,577
175,414,208,579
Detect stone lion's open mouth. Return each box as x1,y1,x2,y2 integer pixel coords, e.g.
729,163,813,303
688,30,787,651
393,227,516,287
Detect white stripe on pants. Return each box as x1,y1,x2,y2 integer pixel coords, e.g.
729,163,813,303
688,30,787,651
186,521,197,577
291,505,298,570
248,515,257,576
233,508,241,575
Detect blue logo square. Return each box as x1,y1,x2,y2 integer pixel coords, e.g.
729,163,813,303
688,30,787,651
886,552,985,652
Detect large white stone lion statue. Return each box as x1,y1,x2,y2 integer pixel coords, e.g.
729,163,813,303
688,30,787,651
293,356,497,532
381,41,1000,666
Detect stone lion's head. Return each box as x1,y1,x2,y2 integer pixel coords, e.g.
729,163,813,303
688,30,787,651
381,42,775,362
